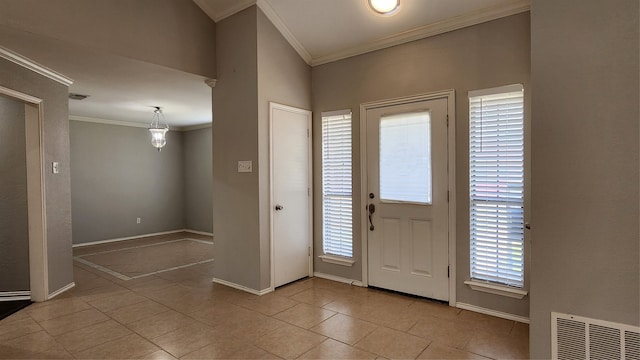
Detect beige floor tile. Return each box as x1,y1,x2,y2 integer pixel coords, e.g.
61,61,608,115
54,319,132,354
69,282,131,303
0,330,73,359
322,295,376,318
274,303,336,329
355,326,431,359
140,350,178,360
106,299,170,324
235,292,299,316
408,299,462,321
76,333,160,359
181,335,251,359
0,317,42,341
122,276,175,293
0,308,32,324
217,310,287,341
290,287,341,307
310,313,378,345
418,342,491,359
254,323,327,359
274,278,315,297
299,338,377,359
39,308,109,336
142,284,215,314
359,302,419,332
465,330,529,359
27,297,92,322
458,310,515,335
150,322,218,358
127,309,195,339
408,315,475,349
88,290,148,312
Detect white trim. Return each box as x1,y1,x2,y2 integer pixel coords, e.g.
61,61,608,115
0,46,73,86
0,85,42,104
47,282,75,300
464,280,528,299
0,291,31,301
311,1,530,66
269,102,314,289
256,0,312,64
318,255,355,267
313,272,364,287
469,83,524,98
184,229,214,237
457,302,530,324
193,0,256,22
212,278,273,296
359,90,457,306
69,116,211,132
71,229,188,248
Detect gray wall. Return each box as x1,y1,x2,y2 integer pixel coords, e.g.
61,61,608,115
257,8,312,289
212,6,312,291
0,0,216,78
311,13,531,317
70,121,186,244
0,57,73,295
212,6,262,290
184,127,213,233
0,95,29,292
529,0,639,357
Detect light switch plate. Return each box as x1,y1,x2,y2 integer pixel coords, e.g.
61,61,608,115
238,160,252,173
52,162,59,174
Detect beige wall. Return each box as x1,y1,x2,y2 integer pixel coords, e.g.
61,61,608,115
312,13,531,317
184,127,213,234
530,0,639,357
0,57,73,295
257,8,312,289
0,0,216,78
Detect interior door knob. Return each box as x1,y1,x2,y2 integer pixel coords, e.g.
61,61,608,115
275,205,284,211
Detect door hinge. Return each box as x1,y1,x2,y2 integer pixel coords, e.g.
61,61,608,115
308,246,311,256
448,265,450,278
446,114,449,127
447,190,450,202
307,128,310,137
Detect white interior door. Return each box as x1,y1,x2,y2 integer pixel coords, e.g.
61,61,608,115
366,97,449,300
271,103,312,288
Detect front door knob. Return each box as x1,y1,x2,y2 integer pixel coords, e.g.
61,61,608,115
275,205,284,211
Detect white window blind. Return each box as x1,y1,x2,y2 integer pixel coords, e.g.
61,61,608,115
322,110,353,258
469,84,525,288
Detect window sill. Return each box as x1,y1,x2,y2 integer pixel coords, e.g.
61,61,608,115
319,255,355,267
464,280,528,299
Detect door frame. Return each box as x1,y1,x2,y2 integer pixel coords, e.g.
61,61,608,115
268,102,313,290
0,85,49,302
359,90,456,306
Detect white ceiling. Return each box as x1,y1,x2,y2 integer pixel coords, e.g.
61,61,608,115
1,0,529,128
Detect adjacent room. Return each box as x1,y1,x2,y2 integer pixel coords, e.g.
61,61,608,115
0,0,637,359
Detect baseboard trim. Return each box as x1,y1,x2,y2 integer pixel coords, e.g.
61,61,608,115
184,229,214,237
0,291,31,301
313,272,364,287
48,282,75,300
212,278,273,296
72,229,211,248
456,302,530,324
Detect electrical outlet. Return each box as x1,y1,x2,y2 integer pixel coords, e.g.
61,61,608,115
238,160,252,173
136,218,141,224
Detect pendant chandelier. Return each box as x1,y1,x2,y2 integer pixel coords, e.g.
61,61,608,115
149,106,169,151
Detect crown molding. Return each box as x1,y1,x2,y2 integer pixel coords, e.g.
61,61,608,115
0,46,73,86
193,0,257,23
257,0,312,64
311,0,531,66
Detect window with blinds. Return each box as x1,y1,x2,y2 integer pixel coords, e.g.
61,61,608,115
469,84,525,288
322,110,353,258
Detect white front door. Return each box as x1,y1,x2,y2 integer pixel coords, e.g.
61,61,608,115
366,97,449,300
270,103,312,288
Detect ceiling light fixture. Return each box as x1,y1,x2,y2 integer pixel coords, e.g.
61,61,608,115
149,106,169,151
368,0,400,15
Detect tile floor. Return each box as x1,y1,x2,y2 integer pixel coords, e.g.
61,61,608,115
0,232,529,359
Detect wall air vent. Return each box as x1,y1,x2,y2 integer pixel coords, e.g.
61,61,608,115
68,93,89,100
552,312,640,359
